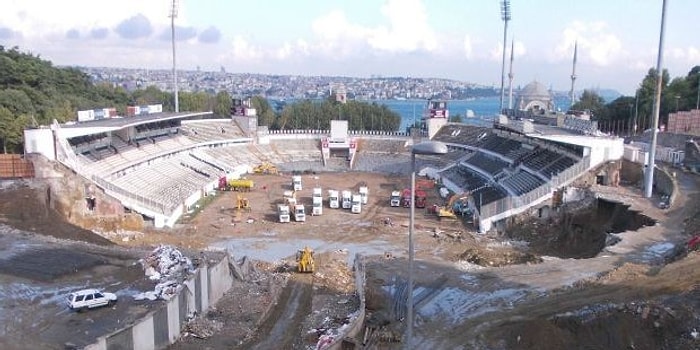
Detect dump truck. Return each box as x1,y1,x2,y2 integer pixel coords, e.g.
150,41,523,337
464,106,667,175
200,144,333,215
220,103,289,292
278,204,290,223
219,178,254,191
328,190,340,208
351,194,362,214
296,246,315,273
293,204,306,222
341,190,352,209
292,175,303,191
359,186,369,205
390,190,401,207
401,188,427,208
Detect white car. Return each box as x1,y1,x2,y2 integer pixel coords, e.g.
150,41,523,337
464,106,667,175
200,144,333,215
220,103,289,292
67,288,117,312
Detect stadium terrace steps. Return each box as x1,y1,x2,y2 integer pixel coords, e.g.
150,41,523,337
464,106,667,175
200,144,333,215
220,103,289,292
180,121,246,142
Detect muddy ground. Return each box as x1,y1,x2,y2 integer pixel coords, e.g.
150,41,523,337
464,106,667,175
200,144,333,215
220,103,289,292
1,169,700,349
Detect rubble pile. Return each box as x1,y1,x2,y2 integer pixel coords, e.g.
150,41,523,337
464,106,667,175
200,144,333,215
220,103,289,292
134,245,195,301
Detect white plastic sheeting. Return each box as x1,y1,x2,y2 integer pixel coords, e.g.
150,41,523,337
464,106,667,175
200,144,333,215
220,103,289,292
134,245,195,301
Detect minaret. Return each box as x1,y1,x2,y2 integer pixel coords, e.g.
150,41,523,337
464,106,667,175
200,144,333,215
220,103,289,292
569,41,578,108
507,39,515,110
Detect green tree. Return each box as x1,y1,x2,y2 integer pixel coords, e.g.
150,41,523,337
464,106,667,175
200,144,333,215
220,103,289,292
572,89,607,119
635,68,670,130
0,107,30,153
250,96,276,127
449,113,463,123
213,91,232,117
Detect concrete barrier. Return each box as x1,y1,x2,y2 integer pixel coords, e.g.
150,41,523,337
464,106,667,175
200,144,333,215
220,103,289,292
83,255,234,350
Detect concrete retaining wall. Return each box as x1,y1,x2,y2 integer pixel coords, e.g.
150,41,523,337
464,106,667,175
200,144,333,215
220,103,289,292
83,256,234,350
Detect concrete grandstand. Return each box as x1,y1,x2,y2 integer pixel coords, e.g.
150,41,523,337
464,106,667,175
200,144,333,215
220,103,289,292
23,109,624,232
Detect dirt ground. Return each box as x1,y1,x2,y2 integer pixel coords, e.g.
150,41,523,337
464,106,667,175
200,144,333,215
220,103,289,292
2,167,700,349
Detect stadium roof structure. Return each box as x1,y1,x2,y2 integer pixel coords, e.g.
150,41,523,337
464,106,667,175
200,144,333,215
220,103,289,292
62,111,213,129
57,111,213,138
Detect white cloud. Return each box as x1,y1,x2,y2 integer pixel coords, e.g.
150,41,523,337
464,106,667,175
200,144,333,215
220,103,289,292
554,21,622,66
463,35,473,59
366,0,437,52
227,36,263,62
669,46,700,64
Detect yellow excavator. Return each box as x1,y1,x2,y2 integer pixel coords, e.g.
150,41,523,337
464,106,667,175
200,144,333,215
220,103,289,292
296,246,315,273
435,194,471,219
253,162,278,175
236,194,251,212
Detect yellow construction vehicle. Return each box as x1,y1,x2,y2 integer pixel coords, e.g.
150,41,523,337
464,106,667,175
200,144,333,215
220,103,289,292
432,193,470,219
236,194,251,212
253,162,278,175
296,247,315,273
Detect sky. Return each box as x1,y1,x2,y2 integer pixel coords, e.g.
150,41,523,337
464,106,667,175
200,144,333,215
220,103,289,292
1,0,698,95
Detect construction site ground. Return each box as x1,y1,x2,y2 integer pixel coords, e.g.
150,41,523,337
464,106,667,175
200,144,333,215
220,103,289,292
1,169,700,349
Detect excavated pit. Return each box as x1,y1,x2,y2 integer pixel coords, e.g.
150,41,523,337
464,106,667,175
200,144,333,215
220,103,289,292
501,198,657,262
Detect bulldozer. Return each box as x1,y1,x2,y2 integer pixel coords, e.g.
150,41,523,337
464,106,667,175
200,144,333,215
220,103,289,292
253,162,278,175
296,246,315,273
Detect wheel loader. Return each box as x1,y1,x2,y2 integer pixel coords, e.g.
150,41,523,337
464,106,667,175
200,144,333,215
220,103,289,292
296,247,315,273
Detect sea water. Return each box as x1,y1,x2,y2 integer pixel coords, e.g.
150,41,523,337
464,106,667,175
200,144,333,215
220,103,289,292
380,96,572,130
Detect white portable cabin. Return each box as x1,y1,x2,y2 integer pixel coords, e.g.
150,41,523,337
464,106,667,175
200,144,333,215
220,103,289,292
359,186,369,205
351,194,362,214
293,204,306,222
292,175,303,191
341,190,352,209
312,196,323,216
278,204,290,223
328,190,340,209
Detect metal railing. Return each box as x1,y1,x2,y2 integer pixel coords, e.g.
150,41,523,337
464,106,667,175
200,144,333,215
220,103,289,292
478,156,591,221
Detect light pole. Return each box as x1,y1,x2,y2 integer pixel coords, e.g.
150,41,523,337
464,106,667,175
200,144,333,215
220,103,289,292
170,0,179,113
406,141,448,349
644,0,667,199
499,0,511,114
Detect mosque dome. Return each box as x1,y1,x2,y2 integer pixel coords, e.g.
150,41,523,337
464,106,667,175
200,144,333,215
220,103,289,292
517,81,553,112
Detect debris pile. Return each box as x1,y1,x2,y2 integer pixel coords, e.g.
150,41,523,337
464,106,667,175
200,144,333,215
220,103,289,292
311,310,360,350
134,245,195,301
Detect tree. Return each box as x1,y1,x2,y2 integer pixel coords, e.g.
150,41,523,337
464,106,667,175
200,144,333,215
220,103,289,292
0,107,30,153
449,114,463,123
635,68,670,130
572,90,607,119
213,91,232,117
250,96,275,127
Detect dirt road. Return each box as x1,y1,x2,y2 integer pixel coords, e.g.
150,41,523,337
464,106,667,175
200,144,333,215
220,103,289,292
241,274,313,350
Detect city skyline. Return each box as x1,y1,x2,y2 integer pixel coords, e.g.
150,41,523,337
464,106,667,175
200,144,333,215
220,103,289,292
1,0,699,95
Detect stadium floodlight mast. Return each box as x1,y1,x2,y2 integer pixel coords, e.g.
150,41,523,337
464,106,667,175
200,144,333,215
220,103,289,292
405,141,448,350
499,0,511,114
644,0,667,198
170,0,179,113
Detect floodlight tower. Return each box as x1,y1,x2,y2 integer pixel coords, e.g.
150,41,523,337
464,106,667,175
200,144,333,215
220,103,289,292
170,0,179,113
570,41,578,108
499,0,511,114
644,0,667,198
507,39,515,110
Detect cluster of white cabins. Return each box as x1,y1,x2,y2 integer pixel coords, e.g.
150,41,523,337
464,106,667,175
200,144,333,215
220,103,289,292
24,110,628,232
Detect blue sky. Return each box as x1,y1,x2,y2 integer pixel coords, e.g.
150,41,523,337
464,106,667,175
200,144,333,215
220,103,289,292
1,0,698,95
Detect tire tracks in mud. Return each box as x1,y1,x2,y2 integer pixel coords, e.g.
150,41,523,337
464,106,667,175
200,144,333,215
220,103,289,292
236,273,313,350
